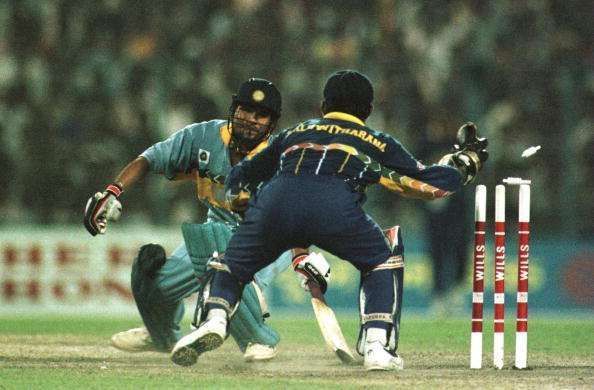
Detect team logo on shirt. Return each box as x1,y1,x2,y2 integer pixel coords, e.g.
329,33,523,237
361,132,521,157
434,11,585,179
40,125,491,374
199,149,210,164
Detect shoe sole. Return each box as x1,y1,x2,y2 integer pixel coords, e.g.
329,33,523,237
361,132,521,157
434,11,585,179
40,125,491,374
364,357,404,371
171,333,224,367
365,364,403,371
365,360,404,371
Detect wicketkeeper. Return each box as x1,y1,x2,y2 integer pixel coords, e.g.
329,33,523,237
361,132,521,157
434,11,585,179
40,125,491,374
83,78,328,362
171,70,489,370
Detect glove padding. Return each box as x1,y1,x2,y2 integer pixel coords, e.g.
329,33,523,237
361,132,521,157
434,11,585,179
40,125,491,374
440,122,489,185
83,184,123,236
292,252,331,294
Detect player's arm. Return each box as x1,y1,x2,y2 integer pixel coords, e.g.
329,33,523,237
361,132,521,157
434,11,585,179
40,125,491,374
379,123,488,200
114,156,150,189
84,125,202,236
379,139,463,199
140,125,203,179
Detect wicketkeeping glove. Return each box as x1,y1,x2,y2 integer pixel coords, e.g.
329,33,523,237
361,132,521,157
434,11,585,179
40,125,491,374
454,122,488,161
439,122,489,185
83,183,123,236
292,252,331,294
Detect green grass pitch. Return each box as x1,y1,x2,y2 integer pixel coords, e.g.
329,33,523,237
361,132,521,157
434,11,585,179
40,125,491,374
0,313,592,389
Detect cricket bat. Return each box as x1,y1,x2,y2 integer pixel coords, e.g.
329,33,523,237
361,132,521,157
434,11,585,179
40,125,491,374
307,280,356,365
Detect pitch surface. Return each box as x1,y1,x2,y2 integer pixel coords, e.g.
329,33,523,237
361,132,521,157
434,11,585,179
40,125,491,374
0,314,592,388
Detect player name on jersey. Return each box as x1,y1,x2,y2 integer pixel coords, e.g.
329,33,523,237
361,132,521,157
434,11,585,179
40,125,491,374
286,123,387,152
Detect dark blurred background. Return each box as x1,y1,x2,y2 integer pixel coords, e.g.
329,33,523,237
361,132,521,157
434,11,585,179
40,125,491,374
1,0,592,239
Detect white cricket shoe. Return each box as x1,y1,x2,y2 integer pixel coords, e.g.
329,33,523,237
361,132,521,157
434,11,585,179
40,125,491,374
364,341,404,371
243,343,277,362
171,311,227,367
111,327,158,352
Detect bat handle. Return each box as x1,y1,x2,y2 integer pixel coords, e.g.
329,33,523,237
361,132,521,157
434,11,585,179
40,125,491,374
307,280,325,302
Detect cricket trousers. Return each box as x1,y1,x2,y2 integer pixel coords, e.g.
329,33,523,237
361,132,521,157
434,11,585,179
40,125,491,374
209,174,397,331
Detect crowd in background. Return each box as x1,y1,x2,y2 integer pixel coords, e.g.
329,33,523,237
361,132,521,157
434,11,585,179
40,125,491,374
1,0,592,238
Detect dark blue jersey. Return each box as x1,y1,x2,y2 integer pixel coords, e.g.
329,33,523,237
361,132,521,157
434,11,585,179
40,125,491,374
227,112,463,200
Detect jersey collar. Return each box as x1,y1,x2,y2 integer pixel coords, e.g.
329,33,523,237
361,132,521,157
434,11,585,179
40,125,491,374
323,112,365,126
246,138,269,158
220,123,232,146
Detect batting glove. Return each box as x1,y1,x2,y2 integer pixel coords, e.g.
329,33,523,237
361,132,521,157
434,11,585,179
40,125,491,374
292,252,331,294
84,183,123,236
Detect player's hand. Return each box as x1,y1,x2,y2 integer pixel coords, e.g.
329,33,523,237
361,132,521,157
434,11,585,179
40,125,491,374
83,183,123,236
292,252,331,294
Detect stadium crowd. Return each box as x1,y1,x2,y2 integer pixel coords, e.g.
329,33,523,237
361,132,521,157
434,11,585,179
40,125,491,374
0,0,592,238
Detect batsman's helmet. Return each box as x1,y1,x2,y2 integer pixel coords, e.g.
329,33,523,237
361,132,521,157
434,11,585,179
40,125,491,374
231,78,282,120
228,78,282,154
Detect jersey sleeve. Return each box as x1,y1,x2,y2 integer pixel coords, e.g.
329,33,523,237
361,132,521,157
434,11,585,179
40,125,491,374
140,124,204,180
225,133,284,193
379,137,463,199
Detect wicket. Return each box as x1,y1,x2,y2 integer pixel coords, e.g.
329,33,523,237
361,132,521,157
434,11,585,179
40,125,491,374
470,182,531,369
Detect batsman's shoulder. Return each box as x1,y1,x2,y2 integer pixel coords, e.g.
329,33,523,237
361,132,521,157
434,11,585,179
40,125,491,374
190,119,226,137
185,119,227,146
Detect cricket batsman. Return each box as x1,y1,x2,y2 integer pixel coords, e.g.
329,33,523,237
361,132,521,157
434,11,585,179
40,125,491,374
171,70,489,370
83,78,327,362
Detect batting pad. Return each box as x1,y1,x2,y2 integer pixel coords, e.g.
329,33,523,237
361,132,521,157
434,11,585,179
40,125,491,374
181,221,233,276
182,221,279,350
229,283,280,352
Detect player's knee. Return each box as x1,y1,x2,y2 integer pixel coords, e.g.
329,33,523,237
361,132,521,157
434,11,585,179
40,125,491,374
384,225,404,257
130,244,169,300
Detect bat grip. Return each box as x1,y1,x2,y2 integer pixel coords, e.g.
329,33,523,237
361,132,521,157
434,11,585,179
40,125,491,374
307,280,325,302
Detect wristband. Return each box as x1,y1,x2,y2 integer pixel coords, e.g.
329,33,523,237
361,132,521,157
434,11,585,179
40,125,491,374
291,253,308,270
105,183,123,198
